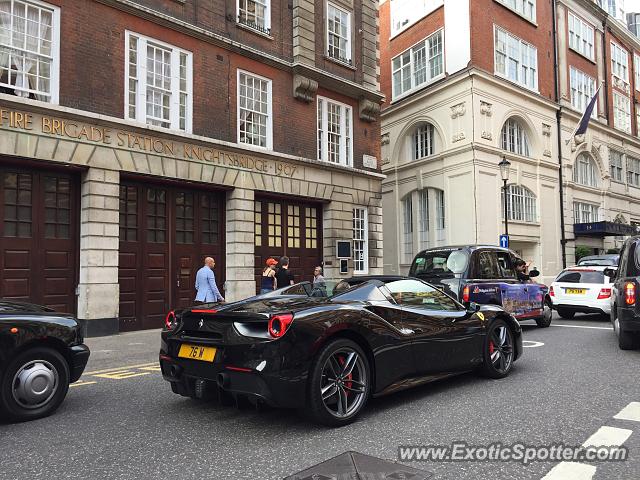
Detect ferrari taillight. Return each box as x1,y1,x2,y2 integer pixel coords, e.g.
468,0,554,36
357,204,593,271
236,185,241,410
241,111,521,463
164,310,178,330
462,286,470,303
597,288,612,300
625,282,636,305
549,286,555,297
268,313,294,339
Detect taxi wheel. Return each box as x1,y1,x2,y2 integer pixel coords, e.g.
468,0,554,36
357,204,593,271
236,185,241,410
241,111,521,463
535,300,553,328
0,347,70,423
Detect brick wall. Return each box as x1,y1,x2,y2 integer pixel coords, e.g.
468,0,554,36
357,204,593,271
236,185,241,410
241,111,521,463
378,2,445,108
470,0,556,101
51,0,379,169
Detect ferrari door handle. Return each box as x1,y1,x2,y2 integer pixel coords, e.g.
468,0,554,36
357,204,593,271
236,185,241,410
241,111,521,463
414,328,424,333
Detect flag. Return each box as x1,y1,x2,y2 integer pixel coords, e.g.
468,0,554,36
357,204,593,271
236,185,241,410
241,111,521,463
573,83,602,137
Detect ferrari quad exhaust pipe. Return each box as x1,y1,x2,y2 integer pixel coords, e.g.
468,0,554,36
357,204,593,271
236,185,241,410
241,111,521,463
217,372,230,389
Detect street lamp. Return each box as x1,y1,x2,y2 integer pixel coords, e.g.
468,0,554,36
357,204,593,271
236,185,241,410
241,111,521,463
499,156,511,238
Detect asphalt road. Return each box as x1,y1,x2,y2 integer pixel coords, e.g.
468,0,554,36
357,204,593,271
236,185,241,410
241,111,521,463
1,312,640,480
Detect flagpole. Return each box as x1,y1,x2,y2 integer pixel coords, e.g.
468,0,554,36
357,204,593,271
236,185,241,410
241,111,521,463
565,81,604,145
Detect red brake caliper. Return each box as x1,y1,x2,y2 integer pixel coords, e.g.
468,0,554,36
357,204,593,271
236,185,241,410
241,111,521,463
488,340,495,355
338,356,353,395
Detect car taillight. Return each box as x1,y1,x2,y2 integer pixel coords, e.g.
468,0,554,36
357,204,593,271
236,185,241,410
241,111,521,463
268,313,294,339
597,288,612,300
462,286,470,303
625,282,636,305
549,286,555,297
164,310,178,330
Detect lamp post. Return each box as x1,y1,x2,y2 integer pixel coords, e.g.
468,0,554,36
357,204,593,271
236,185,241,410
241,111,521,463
499,156,511,238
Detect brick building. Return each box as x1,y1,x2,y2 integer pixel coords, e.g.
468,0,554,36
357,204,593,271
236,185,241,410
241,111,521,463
379,0,640,282
0,0,383,335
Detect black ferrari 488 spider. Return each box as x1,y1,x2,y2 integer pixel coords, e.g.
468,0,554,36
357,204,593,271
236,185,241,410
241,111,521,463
159,277,522,426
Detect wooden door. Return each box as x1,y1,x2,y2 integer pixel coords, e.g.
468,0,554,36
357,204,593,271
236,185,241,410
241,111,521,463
0,167,78,313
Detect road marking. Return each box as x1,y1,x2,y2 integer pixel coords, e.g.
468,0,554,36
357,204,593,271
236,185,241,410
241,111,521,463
70,381,97,388
83,362,157,375
541,462,596,480
614,402,640,422
582,426,632,448
139,365,161,372
93,370,151,380
551,324,613,331
523,340,545,348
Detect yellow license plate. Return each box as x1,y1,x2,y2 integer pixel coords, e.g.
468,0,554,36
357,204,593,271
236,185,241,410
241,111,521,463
566,288,586,295
178,344,217,362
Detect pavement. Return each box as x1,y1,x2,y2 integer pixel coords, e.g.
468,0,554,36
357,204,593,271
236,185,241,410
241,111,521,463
1,312,640,480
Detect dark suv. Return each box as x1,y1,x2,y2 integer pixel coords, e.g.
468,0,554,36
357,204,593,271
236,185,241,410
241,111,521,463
409,245,552,328
607,236,640,349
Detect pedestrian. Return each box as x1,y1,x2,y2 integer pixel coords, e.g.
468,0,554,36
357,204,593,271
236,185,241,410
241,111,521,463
310,265,327,297
312,266,325,288
194,256,225,305
260,258,278,294
275,256,294,288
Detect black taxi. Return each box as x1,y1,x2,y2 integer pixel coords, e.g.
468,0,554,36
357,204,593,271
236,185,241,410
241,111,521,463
409,245,552,328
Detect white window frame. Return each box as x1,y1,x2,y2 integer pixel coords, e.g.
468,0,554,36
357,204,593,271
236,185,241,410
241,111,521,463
494,25,538,92
413,123,435,159
418,190,430,250
236,0,271,34
613,91,631,135
236,69,273,150
125,31,193,133
391,29,444,100
568,11,594,61
502,185,537,223
573,201,600,224
635,54,640,92
610,149,624,183
435,189,445,243
570,67,596,117
573,153,599,187
326,1,352,64
628,156,640,187
495,0,536,23
353,207,369,274
317,95,353,167
402,195,414,264
611,42,629,83
0,0,61,104
501,118,531,157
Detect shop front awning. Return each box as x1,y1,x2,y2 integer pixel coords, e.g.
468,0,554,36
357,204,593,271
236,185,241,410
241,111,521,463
574,221,637,237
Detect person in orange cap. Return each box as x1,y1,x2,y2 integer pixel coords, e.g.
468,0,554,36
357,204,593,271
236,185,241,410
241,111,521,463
260,258,278,294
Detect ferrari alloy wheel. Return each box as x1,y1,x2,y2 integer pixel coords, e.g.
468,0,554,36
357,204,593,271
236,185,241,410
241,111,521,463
307,339,370,426
481,320,514,379
0,347,70,422
535,300,553,328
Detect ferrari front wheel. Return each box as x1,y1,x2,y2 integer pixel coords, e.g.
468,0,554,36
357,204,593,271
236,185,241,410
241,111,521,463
480,319,515,379
306,339,370,427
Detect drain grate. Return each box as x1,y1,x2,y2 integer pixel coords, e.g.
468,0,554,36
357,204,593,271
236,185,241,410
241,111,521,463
283,451,433,480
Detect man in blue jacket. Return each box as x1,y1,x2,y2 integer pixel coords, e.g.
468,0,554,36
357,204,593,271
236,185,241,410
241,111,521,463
194,257,225,304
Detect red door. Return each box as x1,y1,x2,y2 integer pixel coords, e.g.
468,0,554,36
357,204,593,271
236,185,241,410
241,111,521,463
253,196,322,293
118,180,224,331
0,166,78,313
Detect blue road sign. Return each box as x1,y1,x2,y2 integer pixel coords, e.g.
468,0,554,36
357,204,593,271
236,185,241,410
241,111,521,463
500,234,509,249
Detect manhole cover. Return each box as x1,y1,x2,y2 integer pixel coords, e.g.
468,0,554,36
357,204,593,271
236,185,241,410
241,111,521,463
284,451,433,480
